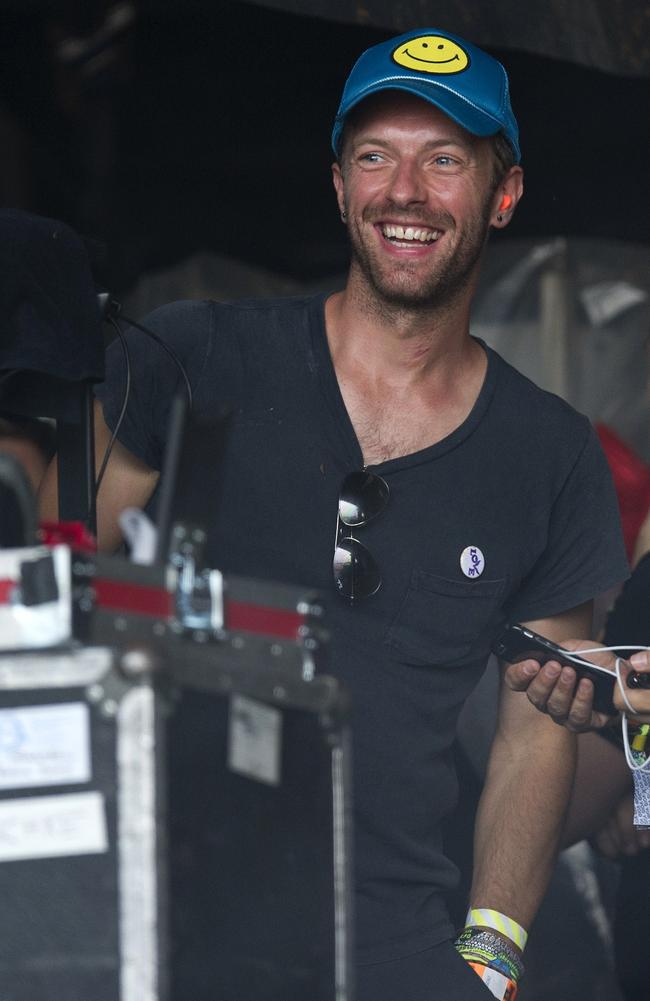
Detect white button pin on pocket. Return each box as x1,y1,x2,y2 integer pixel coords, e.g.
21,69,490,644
460,546,485,578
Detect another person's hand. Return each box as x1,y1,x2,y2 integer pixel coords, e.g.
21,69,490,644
614,650,650,724
503,640,618,732
591,789,650,858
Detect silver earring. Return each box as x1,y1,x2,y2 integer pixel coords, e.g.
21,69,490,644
341,210,347,221
496,213,504,222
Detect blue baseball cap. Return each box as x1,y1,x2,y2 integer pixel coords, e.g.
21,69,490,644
331,29,521,163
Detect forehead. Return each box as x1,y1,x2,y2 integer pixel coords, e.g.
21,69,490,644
345,90,479,150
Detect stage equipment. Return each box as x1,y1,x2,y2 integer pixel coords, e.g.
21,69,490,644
0,540,351,1001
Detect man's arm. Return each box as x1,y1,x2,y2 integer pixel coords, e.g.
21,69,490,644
505,517,650,731
469,601,593,932
38,400,160,553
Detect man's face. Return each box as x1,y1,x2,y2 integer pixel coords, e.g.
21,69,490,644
332,92,517,309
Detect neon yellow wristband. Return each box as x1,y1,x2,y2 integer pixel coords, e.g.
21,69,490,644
466,908,528,951
632,724,649,752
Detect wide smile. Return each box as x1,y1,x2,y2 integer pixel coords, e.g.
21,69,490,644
376,222,443,253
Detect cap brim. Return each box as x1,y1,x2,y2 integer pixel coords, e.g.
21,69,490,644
332,78,520,162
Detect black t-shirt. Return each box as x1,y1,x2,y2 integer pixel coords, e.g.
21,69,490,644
96,293,629,963
604,552,650,648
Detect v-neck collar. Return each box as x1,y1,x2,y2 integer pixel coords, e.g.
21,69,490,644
308,292,499,473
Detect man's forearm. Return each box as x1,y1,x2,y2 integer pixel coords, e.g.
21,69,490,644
469,711,577,930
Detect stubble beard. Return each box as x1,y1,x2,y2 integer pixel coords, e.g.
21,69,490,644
346,200,493,313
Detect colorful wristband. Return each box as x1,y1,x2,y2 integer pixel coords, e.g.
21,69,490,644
466,908,528,951
458,948,518,981
455,928,524,982
467,961,518,1001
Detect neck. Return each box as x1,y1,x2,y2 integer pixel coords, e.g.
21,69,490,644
327,264,480,385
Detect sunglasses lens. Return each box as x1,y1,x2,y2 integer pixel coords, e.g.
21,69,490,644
333,539,382,600
339,471,389,526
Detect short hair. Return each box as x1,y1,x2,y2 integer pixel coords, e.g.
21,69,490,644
490,131,517,188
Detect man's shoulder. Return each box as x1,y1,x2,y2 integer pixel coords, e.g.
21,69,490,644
218,291,326,312
151,291,328,340
143,291,324,321
488,345,589,434
482,345,598,478
214,291,327,326
133,292,328,357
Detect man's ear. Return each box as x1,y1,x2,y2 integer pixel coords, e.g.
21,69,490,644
491,166,524,229
332,161,347,221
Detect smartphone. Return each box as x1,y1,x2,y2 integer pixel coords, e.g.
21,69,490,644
491,624,619,714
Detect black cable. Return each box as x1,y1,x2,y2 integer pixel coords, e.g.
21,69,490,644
94,299,193,491
98,296,193,411
120,312,193,412
95,315,131,494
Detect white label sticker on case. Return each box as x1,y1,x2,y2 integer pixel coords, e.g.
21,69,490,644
228,694,282,786
0,702,90,790
0,791,108,863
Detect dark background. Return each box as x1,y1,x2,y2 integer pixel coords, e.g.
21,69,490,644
0,0,647,295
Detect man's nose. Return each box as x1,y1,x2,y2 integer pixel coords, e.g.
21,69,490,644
385,158,426,206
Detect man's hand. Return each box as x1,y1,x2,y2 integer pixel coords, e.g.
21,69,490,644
503,640,617,732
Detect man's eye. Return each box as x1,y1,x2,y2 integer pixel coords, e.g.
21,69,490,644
359,152,384,163
434,155,456,166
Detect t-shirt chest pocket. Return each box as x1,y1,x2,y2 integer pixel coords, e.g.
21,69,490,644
384,569,507,666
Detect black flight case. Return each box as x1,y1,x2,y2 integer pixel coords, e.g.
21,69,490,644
0,545,353,1001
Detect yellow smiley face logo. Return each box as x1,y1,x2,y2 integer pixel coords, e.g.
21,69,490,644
392,35,470,74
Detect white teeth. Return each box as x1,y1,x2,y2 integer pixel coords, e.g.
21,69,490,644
381,224,440,243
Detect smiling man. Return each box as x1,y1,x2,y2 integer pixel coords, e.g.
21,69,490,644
333,95,504,309
40,26,629,1001
317,34,626,1000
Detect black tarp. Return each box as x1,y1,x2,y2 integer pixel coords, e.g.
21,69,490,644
245,0,650,77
